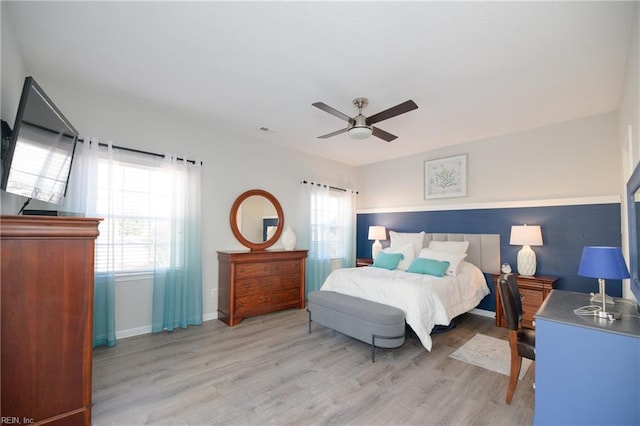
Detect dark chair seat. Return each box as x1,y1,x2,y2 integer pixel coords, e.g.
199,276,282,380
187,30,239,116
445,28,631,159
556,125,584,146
498,273,536,404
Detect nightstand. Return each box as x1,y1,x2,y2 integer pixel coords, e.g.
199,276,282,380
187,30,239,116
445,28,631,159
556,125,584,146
493,273,558,329
356,258,373,267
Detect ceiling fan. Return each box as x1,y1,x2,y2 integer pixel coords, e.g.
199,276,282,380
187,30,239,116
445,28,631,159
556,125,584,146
312,98,418,142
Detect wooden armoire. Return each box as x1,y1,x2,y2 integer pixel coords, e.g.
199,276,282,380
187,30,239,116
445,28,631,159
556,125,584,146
1,215,101,426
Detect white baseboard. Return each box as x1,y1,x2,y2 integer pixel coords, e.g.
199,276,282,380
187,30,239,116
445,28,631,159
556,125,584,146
116,325,152,340
115,313,219,340
203,312,218,322
470,308,495,319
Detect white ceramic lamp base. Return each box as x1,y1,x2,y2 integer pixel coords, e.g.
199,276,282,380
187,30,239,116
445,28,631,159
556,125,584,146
517,245,537,276
282,226,296,251
372,240,382,260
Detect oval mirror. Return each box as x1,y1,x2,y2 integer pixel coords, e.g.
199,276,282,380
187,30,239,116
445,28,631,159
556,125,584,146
230,189,284,251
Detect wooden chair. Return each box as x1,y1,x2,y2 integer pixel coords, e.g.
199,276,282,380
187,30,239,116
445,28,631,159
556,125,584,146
497,273,536,404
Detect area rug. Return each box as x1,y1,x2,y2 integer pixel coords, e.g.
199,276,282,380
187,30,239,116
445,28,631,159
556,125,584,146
449,333,532,380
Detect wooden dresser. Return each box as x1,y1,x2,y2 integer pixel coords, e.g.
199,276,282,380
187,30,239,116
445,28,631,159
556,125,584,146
1,215,101,426
493,273,558,329
218,249,308,326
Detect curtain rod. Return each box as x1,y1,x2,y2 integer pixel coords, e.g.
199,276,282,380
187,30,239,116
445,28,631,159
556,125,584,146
301,180,358,194
77,137,202,165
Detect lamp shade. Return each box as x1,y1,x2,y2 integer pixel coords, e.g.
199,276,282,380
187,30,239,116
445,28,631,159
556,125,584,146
578,246,630,279
368,226,387,241
510,225,543,246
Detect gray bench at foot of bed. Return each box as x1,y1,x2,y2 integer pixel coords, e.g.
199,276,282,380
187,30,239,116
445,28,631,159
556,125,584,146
307,290,405,362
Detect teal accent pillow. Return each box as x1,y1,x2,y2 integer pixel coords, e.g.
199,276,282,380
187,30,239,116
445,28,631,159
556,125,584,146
372,252,404,270
407,258,450,277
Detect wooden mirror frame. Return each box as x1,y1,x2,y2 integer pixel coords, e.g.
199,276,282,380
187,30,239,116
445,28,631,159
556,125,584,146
230,189,284,251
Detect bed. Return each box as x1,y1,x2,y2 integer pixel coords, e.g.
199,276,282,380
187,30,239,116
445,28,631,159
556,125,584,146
319,232,500,351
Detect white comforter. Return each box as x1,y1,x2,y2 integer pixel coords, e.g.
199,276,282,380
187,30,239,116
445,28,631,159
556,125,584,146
319,261,489,351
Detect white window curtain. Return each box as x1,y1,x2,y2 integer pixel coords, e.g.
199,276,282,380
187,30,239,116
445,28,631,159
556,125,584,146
63,140,204,343
151,155,203,332
63,138,117,347
301,181,357,296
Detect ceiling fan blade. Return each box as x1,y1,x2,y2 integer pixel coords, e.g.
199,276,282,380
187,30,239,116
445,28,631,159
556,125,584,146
312,102,355,124
372,126,397,142
318,128,348,139
367,100,418,125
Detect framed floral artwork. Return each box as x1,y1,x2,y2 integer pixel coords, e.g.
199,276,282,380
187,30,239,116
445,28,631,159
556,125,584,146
424,154,467,199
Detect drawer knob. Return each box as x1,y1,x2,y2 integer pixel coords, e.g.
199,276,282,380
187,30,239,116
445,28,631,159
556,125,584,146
239,268,244,273
239,302,244,307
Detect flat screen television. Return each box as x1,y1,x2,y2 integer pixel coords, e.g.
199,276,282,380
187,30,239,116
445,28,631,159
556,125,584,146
1,76,78,205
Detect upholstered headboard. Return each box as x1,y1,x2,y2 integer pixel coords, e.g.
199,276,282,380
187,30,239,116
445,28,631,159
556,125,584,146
423,233,500,274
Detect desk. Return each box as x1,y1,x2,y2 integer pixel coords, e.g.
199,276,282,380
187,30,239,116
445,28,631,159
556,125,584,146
534,290,640,425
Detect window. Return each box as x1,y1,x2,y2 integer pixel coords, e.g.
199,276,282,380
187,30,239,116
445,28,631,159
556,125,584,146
303,181,356,293
310,188,349,259
94,155,180,273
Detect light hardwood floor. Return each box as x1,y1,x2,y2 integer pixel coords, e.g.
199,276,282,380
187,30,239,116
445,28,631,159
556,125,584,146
92,309,534,425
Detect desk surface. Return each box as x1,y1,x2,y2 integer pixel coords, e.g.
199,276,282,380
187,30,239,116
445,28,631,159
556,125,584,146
535,289,640,339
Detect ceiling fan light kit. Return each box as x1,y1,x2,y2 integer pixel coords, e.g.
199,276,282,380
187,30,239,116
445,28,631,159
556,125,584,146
348,126,373,139
312,97,418,142
348,113,373,139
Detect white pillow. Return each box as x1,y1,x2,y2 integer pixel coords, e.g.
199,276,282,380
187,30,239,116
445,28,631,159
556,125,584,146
389,231,425,257
382,244,414,270
428,240,469,254
418,248,467,276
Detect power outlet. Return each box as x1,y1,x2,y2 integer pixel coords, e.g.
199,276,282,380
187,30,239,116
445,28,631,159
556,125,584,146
210,289,217,298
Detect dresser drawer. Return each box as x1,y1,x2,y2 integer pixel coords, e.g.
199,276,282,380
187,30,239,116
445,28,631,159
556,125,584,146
271,288,300,306
235,262,272,278
235,278,273,297
276,260,301,275
272,273,301,291
520,287,543,323
520,287,543,305
236,294,270,314
235,260,301,278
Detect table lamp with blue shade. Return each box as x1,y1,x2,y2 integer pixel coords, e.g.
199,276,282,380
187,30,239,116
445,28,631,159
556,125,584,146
578,246,630,319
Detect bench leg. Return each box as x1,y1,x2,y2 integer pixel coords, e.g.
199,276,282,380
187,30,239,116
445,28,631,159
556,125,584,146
371,333,406,363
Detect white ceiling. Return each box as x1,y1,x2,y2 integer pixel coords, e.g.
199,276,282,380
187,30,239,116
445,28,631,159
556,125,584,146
5,1,637,166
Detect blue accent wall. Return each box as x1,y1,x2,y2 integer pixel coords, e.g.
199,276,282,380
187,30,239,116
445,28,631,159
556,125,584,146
357,203,622,312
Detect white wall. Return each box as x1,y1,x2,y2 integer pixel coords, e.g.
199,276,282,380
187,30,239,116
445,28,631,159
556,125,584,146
356,111,621,210
0,4,26,126
620,3,640,300
1,3,31,215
